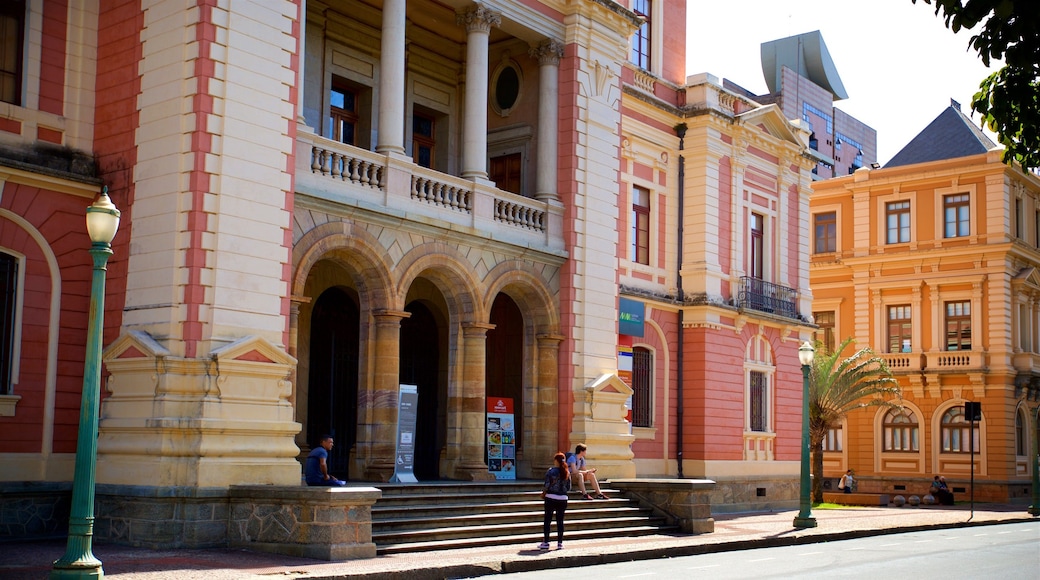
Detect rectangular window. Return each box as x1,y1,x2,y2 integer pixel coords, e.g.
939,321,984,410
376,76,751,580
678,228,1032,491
750,212,764,279
1035,210,1040,248
0,1,24,106
412,112,435,169
489,152,522,196
822,426,842,452
888,305,912,353
886,201,910,244
630,0,651,69
1014,198,1022,238
945,301,971,351
0,253,17,394
813,311,835,354
944,194,970,238
631,347,652,428
631,185,650,265
814,212,836,254
329,84,359,145
749,371,767,432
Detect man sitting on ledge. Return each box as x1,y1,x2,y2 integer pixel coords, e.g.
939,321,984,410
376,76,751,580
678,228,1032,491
306,434,347,486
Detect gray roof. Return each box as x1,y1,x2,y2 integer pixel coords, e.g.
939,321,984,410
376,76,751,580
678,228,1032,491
884,101,997,167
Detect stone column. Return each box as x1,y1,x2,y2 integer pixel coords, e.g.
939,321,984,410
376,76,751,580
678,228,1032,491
376,0,406,155
362,309,410,481
534,333,563,468
287,296,310,415
531,40,563,202
451,322,496,480
457,5,500,181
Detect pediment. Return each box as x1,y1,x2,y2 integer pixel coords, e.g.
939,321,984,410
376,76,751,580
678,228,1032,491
209,335,297,366
104,330,172,360
1012,266,1040,291
736,104,806,147
585,372,633,397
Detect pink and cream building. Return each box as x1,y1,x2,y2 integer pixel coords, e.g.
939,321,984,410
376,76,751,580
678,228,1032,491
0,0,823,543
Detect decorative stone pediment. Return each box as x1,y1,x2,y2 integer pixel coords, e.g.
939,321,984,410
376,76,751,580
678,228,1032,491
210,335,297,367
104,329,171,360
737,104,806,147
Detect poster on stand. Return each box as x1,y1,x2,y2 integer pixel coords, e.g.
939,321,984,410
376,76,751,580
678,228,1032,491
487,397,515,480
390,384,418,483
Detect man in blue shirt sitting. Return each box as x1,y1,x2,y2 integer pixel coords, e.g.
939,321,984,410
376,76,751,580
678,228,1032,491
305,434,346,486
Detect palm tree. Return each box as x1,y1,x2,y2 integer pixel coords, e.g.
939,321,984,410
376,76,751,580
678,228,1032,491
809,337,901,503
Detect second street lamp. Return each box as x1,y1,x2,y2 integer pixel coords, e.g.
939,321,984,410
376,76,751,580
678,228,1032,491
793,340,817,529
52,187,120,579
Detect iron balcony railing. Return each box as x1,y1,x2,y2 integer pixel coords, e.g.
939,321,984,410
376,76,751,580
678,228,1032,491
738,276,799,319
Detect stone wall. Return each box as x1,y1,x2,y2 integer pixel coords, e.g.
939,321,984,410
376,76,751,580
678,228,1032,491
228,485,381,560
0,482,71,539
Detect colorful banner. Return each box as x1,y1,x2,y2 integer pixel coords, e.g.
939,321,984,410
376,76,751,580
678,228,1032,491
390,384,418,483
487,397,515,480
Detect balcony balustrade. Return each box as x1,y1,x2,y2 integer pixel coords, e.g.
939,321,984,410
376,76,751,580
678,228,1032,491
878,352,925,373
296,132,564,255
737,276,799,319
925,350,985,371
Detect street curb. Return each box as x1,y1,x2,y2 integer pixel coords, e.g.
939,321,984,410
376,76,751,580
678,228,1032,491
332,516,1037,580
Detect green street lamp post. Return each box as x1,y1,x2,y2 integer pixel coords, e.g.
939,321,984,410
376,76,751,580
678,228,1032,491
793,340,817,529
1030,404,1039,517
52,188,120,579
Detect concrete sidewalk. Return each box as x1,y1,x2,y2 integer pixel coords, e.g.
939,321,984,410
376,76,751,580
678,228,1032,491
2,503,1035,580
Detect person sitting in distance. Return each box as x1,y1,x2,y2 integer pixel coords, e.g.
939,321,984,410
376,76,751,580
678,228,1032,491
305,435,347,486
566,443,608,500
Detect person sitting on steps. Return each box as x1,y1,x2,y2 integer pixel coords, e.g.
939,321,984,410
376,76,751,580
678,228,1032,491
566,443,608,500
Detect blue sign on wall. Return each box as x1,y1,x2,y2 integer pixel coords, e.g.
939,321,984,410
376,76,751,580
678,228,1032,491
619,297,645,337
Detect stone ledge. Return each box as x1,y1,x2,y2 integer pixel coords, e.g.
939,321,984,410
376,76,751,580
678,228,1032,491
822,491,891,506
228,485,382,560
609,478,715,533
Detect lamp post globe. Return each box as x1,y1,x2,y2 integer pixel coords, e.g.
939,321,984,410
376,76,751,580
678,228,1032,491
793,340,817,529
52,188,119,579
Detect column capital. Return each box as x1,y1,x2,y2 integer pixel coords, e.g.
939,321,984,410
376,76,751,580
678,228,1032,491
462,322,496,336
530,40,564,67
373,309,411,322
457,4,501,33
536,333,566,345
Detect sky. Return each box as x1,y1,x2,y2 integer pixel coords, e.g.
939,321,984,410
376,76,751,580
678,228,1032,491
685,0,1000,165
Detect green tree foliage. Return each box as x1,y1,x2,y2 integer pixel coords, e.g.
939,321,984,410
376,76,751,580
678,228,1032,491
913,1,1040,171
809,337,901,503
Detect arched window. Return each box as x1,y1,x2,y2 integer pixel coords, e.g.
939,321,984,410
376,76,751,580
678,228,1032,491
941,406,979,453
0,251,17,394
631,347,652,428
1015,408,1026,456
883,408,918,451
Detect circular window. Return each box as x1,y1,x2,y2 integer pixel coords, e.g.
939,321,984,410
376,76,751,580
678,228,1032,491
492,62,522,115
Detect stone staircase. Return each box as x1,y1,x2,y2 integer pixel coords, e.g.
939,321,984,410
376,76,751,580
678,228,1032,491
371,481,679,555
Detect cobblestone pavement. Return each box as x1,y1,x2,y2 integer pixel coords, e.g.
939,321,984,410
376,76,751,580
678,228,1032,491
2,503,1035,580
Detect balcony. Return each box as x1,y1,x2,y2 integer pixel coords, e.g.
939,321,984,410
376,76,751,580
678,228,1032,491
294,131,565,256
737,276,799,319
925,350,985,372
879,352,925,373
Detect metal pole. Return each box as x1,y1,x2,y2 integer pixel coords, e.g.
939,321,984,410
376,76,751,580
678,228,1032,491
969,409,975,522
793,361,816,528
1029,404,1039,517
51,241,112,579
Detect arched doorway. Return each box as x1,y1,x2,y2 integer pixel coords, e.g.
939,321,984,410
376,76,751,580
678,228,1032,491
400,300,446,480
487,294,524,458
307,286,359,480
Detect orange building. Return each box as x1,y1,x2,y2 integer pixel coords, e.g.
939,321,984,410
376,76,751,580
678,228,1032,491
810,102,1040,503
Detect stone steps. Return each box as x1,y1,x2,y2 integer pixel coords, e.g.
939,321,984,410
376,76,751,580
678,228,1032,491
370,482,679,554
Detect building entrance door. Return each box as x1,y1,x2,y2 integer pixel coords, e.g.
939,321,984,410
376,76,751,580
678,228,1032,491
400,301,445,480
306,287,359,480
